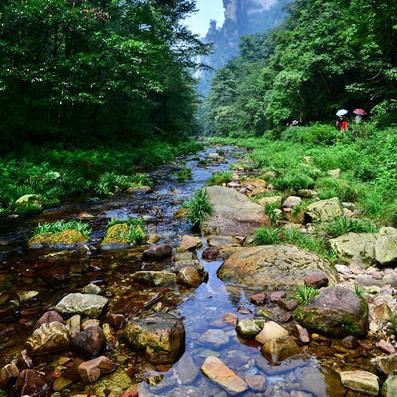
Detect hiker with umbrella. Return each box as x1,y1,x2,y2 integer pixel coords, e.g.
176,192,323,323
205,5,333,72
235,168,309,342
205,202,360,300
353,108,367,123
336,109,349,131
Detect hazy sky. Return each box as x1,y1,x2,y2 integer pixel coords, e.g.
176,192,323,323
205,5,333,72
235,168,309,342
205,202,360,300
186,0,225,37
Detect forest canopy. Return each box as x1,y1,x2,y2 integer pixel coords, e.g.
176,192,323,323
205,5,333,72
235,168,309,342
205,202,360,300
206,0,397,136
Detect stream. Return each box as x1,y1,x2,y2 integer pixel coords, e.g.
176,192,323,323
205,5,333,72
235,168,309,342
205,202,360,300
0,146,357,396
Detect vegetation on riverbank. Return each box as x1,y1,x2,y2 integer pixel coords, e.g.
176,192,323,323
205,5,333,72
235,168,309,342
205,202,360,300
0,140,202,215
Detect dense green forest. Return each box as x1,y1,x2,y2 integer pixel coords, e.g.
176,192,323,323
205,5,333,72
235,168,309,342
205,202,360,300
206,0,397,135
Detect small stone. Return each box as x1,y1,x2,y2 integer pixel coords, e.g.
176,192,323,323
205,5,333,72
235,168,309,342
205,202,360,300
371,353,397,375
328,169,341,178
175,353,199,384
245,374,266,392
270,291,286,302
341,335,359,349
106,313,125,329
55,293,108,318
296,324,310,344
179,235,202,251
78,356,115,383
66,314,81,338
255,321,289,344
177,266,202,288
82,283,102,295
371,302,392,322
53,376,73,391
71,325,105,358
283,196,302,208
278,298,298,311
340,370,379,396
202,246,220,261
223,313,238,325
250,293,267,305
0,363,19,387
143,244,173,260
147,234,161,244
236,319,265,339
304,272,329,289
34,311,65,330
17,290,39,302
15,369,50,397
131,271,176,287
201,356,248,394
376,340,396,354
261,336,300,363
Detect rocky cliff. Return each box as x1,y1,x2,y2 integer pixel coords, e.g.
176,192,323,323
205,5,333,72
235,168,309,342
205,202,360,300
198,0,291,94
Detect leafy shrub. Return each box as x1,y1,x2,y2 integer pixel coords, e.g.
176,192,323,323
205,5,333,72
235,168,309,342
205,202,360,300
33,220,91,239
183,189,213,227
294,285,319,305
282,124,339,146
207,171,233,186
324,217,377,238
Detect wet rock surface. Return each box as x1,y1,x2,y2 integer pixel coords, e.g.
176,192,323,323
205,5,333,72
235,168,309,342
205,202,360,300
55,293,109,318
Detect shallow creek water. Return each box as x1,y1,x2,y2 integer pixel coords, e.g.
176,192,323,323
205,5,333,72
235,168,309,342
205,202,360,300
0,146,369,396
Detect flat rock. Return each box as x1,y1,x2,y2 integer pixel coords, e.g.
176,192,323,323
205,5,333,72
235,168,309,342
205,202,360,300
177,266,202,288
175,353,199,384
55,293,108,318
200,329,230,347
143,244,173,260
257,196,283,207
306,197,343,222
131,271,176,287
201,186,269,236
179,235,202,251
295,286,369,338
201,356,248,395
261,336,300,363
255,321,289,344
218,245,337,288
340,370,379,395
330,233,377,263
78,356,114,383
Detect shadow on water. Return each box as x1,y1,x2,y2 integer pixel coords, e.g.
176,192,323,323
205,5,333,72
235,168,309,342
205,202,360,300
0,145,348,396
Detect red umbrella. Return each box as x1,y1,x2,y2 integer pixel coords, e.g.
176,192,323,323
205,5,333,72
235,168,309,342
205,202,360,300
353,108,367,116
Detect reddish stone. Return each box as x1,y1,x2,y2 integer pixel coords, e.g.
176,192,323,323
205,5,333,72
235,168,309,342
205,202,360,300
202,247,220,261
78,356,114,383
71,325,105,358
121,391,139,397
34,311,65,330
250,293,268,305
296,324,310,344
270,291,286,303
14,369,50,397
143,244,173,260
223,313,238,325
304,272,329,289
341,335,359,349
106,313,125,329
278,298,299,312
17,350,33,369
376,339,396,354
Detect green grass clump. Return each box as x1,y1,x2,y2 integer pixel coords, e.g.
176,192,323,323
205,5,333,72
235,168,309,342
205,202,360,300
273,172,315,192
176,166,192,181
294,284,319,305
324,216,377,238
254,227,282,245
183,189,213,227
317,177,360,202
96,172,152,196
33,220,91,239
207,171,233,186
264,203,281,226
104,218,146,244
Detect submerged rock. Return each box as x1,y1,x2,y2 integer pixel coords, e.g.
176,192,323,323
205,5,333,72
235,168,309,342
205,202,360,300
261,336,300,363
306,197,343,222
71,325,105,357
236,318,265,339
125,313,185,364
177,266,202,287
255,321,289,344
29,229,89,248
201,356,248,395
131,271,176,287
15,369,50,397
294,286,369,338
78,356,115,383
340,370,379,396
25,321,70,356
218,245,337,288
143,243,173,260
201,186,269,236
55,293,108,318
91,368,132,397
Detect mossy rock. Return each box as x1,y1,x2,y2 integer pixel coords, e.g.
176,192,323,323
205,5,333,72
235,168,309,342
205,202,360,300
29,229,88,248
294,286,368,338
101,222,146,247
14,194,43,215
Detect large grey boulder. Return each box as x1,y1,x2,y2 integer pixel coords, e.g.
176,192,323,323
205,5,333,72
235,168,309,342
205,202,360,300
125,313,185,364
375,227,397,266
306,197,343,222
218,245,337,288
382,374,397,397
330,233,376,264
294,286,369,338
55,293,108,318
201,186,269,236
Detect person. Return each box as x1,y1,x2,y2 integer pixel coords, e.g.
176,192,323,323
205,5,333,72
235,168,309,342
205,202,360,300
341,116,349,131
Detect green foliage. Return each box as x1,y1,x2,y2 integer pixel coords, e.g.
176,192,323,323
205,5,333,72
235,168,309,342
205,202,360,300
264,203,281,226
207,171,233,186
354,284,365,299
183,189,213,227
294,285,319,306
324,217,377,238
96,172,135,196
273,173,315,192
106,218,146,244
34,220,91,239
254,227,282,245
317,177,360,202
281,124,339,146
176,166,192,182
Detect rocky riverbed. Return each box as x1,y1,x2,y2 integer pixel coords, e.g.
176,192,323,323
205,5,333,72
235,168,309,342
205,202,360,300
0,145,397,397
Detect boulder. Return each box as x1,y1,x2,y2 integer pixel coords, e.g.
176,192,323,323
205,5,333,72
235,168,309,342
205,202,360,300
340,370,379,395
375,227,397,266
14,194,43,214
143,244,173,260
34,310,65,330
283,196,302,208
201,186,269,236
177,266,202,288
371,353,397,375
255,321,289,344
131,271,176,287
25,321,70,356
304,272,329,289
294,286,369,338
82,283,102,295
71,325,105,357
306,197,343,222
382,374,397,397
201,356,248,395
78,356,115,383
125,313,185,364
202,246,220,261
261,336,300,363
218,245,337,288
330,233,377,263
236,318,265,339
257,196,283,207
15,369,50,397
179,235,202,251
55,293,108,318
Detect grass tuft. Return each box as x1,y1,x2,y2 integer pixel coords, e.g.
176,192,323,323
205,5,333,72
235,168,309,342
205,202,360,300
324,216,377,238
294,284,319,305
207,171,233,186
183,189,213,227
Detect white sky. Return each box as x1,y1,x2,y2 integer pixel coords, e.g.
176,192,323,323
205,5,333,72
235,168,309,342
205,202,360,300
186,0,225,37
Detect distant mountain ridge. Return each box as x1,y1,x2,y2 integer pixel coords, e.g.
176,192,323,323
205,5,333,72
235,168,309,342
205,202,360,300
198,0,291,94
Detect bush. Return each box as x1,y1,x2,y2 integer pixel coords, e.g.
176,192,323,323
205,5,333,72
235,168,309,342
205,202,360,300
207,171,233,186
264,204,281,226
282,124,339,146
183,189,213,227
317,177,360,202
324,217,377,238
